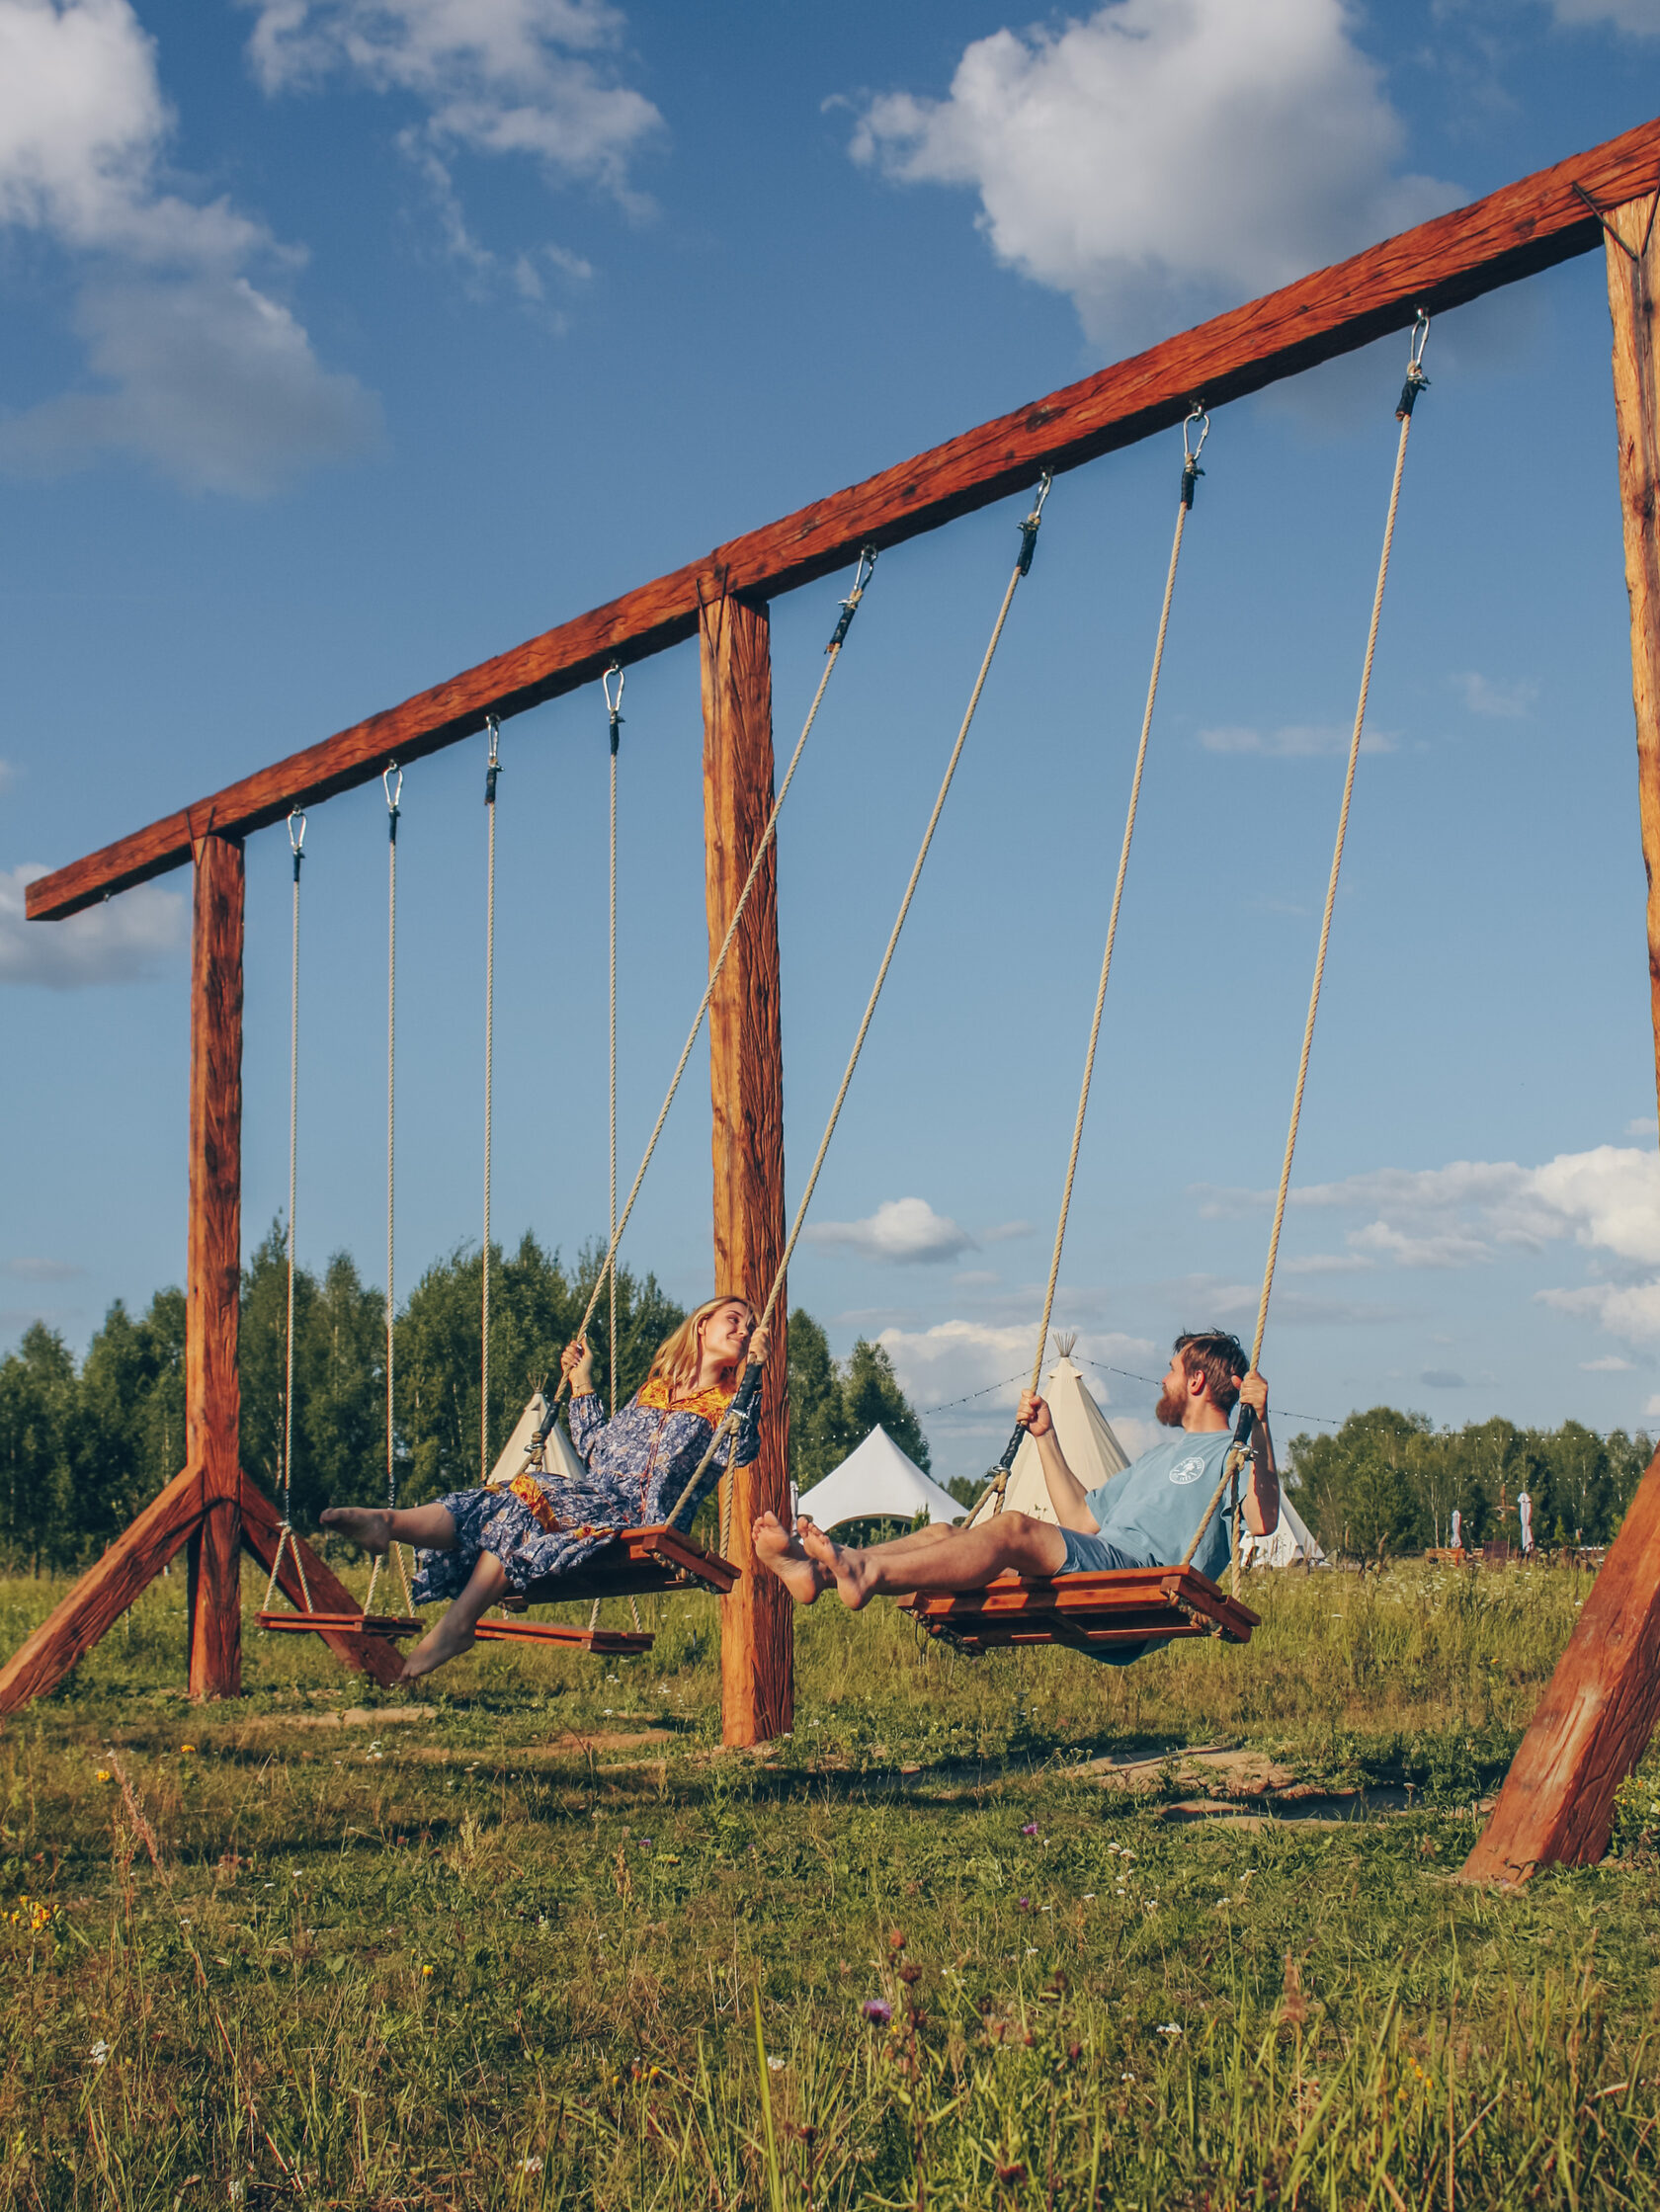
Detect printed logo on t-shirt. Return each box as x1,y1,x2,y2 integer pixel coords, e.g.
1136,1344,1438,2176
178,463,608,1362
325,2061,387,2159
1169,1454,1207,1486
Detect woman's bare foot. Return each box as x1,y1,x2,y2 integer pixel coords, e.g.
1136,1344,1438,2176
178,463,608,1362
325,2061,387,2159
751,1512,827,1605
797,1518,879,1610
320,1506,392,1555
399,1610,476,1680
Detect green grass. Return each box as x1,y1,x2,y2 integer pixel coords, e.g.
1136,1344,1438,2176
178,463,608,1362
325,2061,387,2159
2,1557,1658,2208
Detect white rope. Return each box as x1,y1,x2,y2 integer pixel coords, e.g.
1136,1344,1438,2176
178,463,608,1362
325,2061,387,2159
281,809,309,1610
1183,322,1429,1586
1014,422,1206,1474
607,669,622,1420
482,718,500,1485
691,485,1052,1535
533,551,877,1452
368,768,404,1618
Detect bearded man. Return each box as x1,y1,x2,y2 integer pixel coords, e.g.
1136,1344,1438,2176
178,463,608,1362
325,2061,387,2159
753,1330,1279,1614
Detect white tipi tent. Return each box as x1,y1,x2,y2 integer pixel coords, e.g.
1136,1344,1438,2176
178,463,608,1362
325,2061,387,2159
797,1425,962,1531
486,1390,589,1489
1240,1487,1324,1568
964,1351,1130,1527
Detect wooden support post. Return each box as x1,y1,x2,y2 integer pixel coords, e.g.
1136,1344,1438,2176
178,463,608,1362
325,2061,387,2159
700,588,792,1749
1461,189,1660,1883
185,831,245,1699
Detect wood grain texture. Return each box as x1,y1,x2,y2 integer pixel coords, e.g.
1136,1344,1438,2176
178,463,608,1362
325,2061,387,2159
1609,198,1660,1119
186,833,244,1700
1461,1446,1660,1879
0,1466,205,1716
238,1476,406,1688
701,593,792,1749
510,1525,739,1606
1461,198,1660,1882
28,115,1660,923
900,1565,1259,1652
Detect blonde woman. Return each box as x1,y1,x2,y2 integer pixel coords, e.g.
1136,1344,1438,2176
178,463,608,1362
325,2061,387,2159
322,1295,769,1679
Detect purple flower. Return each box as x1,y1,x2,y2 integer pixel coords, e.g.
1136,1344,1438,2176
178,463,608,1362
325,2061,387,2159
1020,1822,1039,1838
862,2000,892,2026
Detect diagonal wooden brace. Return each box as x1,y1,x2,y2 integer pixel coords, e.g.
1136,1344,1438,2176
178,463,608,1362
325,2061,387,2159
0,1463,208,1716
238,1477,405,1687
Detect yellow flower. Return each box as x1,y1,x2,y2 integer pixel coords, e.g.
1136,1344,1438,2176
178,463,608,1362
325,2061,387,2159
421,1965,433,1978
181,1744,197,1755
96,1770,112,1784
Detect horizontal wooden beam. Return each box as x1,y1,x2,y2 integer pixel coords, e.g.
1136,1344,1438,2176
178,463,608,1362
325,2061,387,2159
30,113,1660,922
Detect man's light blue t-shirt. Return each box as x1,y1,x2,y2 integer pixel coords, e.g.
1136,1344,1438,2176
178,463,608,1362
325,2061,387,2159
1083,1428,1237,1587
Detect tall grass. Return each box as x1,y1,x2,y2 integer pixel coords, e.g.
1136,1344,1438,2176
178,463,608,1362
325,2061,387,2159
1,1556,1654,2208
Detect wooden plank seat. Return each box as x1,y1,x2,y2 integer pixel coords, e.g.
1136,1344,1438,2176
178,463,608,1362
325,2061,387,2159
497,1524,739,1612
257,1610,424,1639
898,1565,1259,1655
473,1620,654,1657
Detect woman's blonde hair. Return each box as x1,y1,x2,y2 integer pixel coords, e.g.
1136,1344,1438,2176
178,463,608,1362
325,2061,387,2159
647,1293,755,1397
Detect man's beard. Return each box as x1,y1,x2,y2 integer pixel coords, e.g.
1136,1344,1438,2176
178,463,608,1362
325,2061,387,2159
1154,1382,1186,1428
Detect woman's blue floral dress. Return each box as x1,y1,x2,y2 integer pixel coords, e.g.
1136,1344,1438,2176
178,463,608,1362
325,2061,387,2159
411,1375,762,1605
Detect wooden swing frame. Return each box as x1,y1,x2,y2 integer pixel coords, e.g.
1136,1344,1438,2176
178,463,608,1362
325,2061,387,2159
7,118,1660,1865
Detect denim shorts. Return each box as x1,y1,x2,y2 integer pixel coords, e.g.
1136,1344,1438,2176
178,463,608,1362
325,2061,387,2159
1056,1527,1144,1575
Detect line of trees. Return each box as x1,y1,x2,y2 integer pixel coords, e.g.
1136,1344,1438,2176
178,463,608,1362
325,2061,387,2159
0,1227,932,1573
1288,1405,1655,1560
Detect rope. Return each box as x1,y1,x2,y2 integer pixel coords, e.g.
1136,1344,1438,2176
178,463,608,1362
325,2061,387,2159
482,717,501,1485
1182,313,1431,1587
267,808,311,1615
684,480,1053,1535
522,548,878,1469
991,413,1208,1513
606,665,623,1420
367,767,409,1619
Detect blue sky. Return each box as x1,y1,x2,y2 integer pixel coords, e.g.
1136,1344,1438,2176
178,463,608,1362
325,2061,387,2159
4,0,1660,1486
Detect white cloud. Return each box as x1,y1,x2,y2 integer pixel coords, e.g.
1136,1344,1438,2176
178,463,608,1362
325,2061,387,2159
243,0,663,282
1582,1354,1633,1371
807,1196,974,1266
1549,0,1660,33
1452,671,1537,720
0,861,186,986
847,0,1456,351
981,1219,1033,1243
2,1256,84,1279
1199,723,1394,759
875,1317,1156,1415
1627,1115,1657,1140
0,0,377,492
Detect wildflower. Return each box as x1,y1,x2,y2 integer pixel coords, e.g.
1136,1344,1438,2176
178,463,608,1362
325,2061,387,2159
89,2041,111,2067
516,2155,543,2174
95,1770,112,1784
767,2055,786,2073
1020,1821,1039,1837
1082,1892,1096,1902
1017,1897,1030,1911
888,1927,907,1951
421,1965,433,1978
862,2000,892,2025
1156,2022,1182,2037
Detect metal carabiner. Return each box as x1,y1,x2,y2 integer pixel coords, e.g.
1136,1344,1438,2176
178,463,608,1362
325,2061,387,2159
382,763,402,815
1183,405,1210,465
1017,471,1053,575
1396,307,1432,421
828,544,879,652
1409,306,1431,373
287,805,306,880
484,714,502,805
603,662,625,723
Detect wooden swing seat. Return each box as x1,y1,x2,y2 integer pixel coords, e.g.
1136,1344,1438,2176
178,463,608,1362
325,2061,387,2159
499,1523,739,1610
898,1563,1259,1655
473,1619,654,1657
257,1609,425,1639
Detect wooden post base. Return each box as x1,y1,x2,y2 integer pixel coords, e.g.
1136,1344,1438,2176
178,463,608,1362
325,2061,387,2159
0,1468,404,1718
1461,1442,1660,1880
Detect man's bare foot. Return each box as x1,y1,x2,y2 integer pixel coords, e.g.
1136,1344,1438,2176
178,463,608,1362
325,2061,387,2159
797,1517,879,1611
320,1506,392,1555
751,1511,827,1606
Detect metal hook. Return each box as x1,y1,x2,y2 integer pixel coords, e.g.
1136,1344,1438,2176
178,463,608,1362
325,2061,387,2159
603,662,625,722
1409,306,1431,371
287,806,306,857
484,715,502,806
382,763,402,815
827,544,879,652
1025,471,1053,530
1183,406,1210,464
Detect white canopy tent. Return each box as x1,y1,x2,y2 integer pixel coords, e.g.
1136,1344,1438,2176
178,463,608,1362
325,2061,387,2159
964,1353,1131,1528
1241,1487,1324,1568
796,1424,962,1531
487,1390,589,1489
